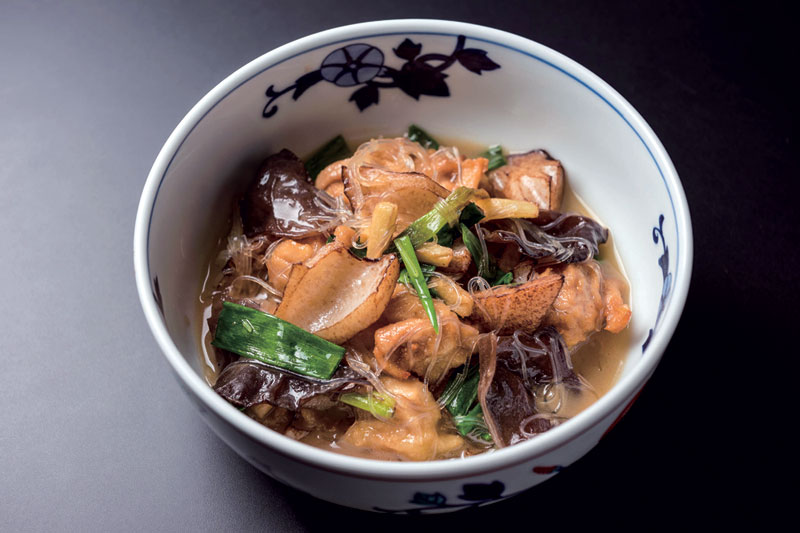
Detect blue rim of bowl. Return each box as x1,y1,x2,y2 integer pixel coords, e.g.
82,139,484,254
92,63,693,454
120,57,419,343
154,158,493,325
134,19,693,482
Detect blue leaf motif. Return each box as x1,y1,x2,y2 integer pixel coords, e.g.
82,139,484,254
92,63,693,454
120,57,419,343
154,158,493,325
349,83,380,111
455,48,501,74
393,38,422,60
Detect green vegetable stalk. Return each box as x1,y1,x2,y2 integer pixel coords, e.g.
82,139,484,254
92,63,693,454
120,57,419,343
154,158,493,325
440,365,492,441
212,302,345,380
459,223,496,280
407,124,440,149
340,392,395,418
394,235,439,334
479,144,507,171
395,187,474,249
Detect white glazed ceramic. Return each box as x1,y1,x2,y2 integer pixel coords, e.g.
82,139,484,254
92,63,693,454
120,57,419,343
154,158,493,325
134,19,692,513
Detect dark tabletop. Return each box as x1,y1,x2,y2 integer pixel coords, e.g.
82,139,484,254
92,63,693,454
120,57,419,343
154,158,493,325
1,1,791,530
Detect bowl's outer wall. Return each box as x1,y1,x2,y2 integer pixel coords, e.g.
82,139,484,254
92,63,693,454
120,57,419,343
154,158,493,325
137,21,689,512
178,363,646,512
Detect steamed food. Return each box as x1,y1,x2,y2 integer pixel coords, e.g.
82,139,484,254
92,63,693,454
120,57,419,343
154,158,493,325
199,126,632,460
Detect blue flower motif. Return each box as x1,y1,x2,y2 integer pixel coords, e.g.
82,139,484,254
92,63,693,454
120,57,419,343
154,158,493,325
320,44,384,87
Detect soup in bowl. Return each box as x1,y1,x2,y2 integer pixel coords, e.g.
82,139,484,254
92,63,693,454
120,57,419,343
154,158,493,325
134,19,691,512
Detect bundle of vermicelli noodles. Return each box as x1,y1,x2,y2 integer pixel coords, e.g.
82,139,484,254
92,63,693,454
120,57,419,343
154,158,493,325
347,137,435,182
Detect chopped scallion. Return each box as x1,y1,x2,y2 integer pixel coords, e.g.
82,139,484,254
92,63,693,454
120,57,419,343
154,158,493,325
407,124,439,149
454,404,492,441
441,365,480,416
492,271,513,286
460,223,496,280
394,235,439,333
340,392,395,418
434,202,485,247
397,263,436,285
212,302,345,380
479,145,507,172
395,187,474,249
441,365,492,442
349,246,367,259
305,135,351,181
459,202,485,228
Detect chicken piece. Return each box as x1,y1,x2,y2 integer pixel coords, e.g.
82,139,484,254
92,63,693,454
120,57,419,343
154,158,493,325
543,261,631,346
430,150,488,191
461,157,489,189
382,287,425,323
603,276,632,333
316,159,349,198
264,237,323,293
333,224,356,247
489,150,564,210
543,262,604,347
341,376,464,461
375,294,478,383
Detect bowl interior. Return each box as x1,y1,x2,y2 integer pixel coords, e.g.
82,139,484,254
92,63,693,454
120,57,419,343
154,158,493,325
138,23,688,468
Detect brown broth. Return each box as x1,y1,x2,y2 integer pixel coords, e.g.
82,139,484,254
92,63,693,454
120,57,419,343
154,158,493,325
195,137,631,460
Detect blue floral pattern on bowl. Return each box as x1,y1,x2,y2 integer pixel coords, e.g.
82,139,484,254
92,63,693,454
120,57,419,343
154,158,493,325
373,480,509,514
643,214,672,351
262,35,500,117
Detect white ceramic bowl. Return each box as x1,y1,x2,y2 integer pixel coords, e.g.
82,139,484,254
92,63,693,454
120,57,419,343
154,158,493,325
134,19,692,513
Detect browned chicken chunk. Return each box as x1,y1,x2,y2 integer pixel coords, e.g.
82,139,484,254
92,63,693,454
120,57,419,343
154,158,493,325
374,292,478,383
341,376,464,461
489,150,564,210
264,237,323,293
543,261,631,346
316,159,349,200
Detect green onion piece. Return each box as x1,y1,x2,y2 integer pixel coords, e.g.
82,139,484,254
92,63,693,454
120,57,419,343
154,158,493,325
441,365,492,442
305,135,351,181
459,202,485,227
394,235,439,333
436,202,486,247
395,187,474,249
434,227,455,248
479,145,507,172
407,124,439,149
492,271,513,286
397,263,436,285
442,365,480,417
460,223,496,280
212,302,345,380
349,246,367,259
454,404,492,441
340,392,395,418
